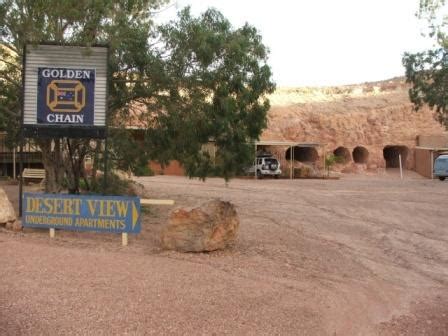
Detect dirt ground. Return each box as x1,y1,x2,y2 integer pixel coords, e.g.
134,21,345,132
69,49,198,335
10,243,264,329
1,171,448,335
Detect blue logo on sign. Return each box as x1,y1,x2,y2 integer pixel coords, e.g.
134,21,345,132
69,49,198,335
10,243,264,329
37,68,95,125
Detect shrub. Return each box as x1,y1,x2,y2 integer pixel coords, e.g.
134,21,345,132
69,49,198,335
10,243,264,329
88,173,136,196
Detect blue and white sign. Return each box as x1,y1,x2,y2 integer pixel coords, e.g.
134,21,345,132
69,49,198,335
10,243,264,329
23,193,141,233
37,67,95,125
23,44,108,130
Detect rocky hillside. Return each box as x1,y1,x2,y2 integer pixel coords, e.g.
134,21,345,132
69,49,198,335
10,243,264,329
262,78,448,170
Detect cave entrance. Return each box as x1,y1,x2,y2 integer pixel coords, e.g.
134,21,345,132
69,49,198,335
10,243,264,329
286,146,319,163
383,145,409,168
333,146,351,164
352,146,369,164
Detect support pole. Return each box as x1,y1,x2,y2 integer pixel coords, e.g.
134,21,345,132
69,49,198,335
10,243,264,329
122,233,128,246
431,151,434,180
322,145,326,178
290,146,293,180
13,148,16,180
103,136,108,194
292,145,295,179
18,135,24,217
19,44,25,217
399,154,403,180
254,142,257,180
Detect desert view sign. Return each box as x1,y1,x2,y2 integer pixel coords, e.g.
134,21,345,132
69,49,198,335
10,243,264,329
22,44,107,138
23,193,141,234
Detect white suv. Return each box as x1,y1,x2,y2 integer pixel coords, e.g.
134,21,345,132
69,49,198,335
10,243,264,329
247,155,282,178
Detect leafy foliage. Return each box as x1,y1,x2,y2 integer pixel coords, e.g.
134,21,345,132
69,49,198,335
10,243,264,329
403,48,448,127
403,0,448,129
145,8,275,179
89,172,136,196
108,128,152,175
0,0,166,135
0,1,275,191
325,154,342,176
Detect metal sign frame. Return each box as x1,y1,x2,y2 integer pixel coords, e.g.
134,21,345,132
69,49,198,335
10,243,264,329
19,43,110,216
22,43,109,138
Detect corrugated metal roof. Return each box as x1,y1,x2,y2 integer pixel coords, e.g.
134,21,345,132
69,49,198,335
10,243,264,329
256,140,321,147
415,146,448,151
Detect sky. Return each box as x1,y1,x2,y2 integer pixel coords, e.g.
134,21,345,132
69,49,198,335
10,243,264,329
155,0,436,87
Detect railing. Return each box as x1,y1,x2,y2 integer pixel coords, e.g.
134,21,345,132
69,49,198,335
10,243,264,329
0,134,40,153
0,151,43,163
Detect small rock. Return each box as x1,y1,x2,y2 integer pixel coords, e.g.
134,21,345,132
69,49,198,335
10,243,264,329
5,220,22,232
161,199,239,252
12,220,23,232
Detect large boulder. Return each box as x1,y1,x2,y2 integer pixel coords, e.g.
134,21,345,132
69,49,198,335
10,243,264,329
0,187,17,227
161,199,239,252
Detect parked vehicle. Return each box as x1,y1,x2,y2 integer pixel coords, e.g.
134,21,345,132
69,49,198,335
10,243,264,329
246,154,282,178
434,154,448,181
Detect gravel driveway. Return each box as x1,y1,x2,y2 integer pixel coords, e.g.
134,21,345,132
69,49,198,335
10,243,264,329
1,173,448,335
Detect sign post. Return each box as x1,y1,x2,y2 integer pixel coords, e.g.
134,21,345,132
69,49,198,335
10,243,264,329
122,233,128,246
19,44,145,245
20,43,109,216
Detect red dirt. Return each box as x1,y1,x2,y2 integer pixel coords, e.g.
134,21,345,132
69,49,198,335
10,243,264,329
1,172,448,335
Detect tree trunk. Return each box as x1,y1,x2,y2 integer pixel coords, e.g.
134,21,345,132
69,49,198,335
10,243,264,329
63,139,89,194
38,138,65,193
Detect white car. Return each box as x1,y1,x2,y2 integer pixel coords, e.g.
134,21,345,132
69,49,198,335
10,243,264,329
434,154,448,181
247,155,282,178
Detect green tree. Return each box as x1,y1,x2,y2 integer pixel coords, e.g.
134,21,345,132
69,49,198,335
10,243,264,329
325,153,341,177
403,0,448,128
146,8,275,180
0,0,168,192
0,1,275,192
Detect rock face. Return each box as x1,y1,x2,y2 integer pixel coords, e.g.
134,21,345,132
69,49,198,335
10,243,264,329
261,78,448,173
0,187,17,227
161,200,239,252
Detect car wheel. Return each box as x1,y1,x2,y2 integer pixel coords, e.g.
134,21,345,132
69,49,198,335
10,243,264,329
274,175,279,179
439,176,446,181
257,170,263,179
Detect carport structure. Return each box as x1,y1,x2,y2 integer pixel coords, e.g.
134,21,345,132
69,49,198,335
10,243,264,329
254,141,323,179
415,146,448,179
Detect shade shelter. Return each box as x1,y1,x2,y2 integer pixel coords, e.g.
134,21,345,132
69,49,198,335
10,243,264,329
254,141,323,179
415,146,448,179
